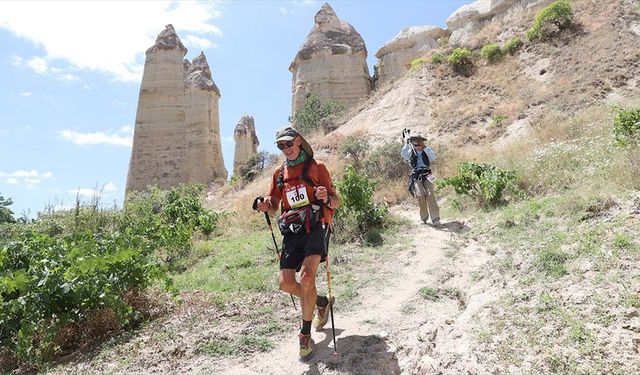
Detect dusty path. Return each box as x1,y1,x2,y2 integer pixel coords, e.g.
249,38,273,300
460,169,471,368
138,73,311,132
205,205,477,375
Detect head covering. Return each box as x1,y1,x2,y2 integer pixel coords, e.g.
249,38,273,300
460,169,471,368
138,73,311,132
275,125,314,158
409,135,427,146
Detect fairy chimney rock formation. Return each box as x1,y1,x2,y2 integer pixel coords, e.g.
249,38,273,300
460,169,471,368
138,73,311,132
289,3,371,114
184,52,227,184
126,25,227,194
374,26,449,88
233,115,259,177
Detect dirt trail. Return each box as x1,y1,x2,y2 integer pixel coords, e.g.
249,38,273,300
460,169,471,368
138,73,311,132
206,204,482,375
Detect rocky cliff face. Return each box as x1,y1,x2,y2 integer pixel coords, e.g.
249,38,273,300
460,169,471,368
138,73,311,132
446,0,549,45
126,25,226,194
374,26,449,88
232,115,259,177
289,3,371,114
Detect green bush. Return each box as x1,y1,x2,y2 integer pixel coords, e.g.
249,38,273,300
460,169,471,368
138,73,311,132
491,114,509,126
504,36,523,55
480,43,504,63
526,0,574,41
439,162,522,208
238,151,277,182
0,184,218,367
409,57,428,71
612,107,640,147
339,136,369,169
0,194,15,224
334,166,388,244
289,94,344,134
447,47,473,69
431,52,444,64
363,141,407,180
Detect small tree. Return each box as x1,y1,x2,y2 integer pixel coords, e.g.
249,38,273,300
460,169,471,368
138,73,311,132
289,94,344,134
339,136,369,169
238,151,277,182
0,194,16,223
526,0,574,41
334,166,387,245
612,107,640,147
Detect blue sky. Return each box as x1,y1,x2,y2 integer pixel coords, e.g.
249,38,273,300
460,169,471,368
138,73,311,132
0,0,468,217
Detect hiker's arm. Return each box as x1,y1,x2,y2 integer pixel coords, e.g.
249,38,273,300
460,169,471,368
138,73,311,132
400,143,412,160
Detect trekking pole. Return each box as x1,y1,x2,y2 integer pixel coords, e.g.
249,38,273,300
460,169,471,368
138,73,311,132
319,201,338,355
252,196,297,311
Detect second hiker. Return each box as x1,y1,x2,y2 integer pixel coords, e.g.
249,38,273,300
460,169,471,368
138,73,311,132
255,125,340,361
401,130,441,225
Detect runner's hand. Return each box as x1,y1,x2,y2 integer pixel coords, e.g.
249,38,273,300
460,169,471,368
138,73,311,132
314,186,329,203
256,199,271,213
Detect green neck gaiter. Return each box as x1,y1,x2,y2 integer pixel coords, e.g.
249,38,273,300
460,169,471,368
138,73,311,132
287,150,307,167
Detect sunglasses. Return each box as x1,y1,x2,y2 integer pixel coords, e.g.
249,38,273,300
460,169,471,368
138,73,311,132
277,140,295,150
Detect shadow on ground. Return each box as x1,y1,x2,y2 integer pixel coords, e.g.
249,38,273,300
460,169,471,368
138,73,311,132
304,331,400,375
426,220,470,234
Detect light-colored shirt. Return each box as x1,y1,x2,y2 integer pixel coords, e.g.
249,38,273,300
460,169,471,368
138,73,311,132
401,143,436,167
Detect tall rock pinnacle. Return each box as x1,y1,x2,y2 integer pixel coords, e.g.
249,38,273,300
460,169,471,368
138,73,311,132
126,25,226,194
289,3,371,115
232,114,259,177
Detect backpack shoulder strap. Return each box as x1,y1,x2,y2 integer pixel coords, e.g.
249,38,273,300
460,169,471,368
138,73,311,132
278,157,316,191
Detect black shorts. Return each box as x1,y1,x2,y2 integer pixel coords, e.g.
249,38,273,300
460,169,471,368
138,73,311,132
280,224,330,271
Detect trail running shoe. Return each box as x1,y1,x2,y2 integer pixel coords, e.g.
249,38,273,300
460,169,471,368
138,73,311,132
298,333,314,361
313,295,335,331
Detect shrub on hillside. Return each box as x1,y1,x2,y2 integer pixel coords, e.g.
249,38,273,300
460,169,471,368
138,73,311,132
339,136,369,169
333,166,387,245
238,151,277,183
439,162,522,208
0,184,217,368
447,47,473,71
526,0,574,41
0,194,15,224
409,57,428,71
289,94,344,134
503,36,523,55
431,52,444,64
363,141,408,180
612,107,640,147
480,43,504,64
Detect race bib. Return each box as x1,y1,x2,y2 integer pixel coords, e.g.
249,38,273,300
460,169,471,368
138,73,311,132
427,173,437,183
285,184,310,209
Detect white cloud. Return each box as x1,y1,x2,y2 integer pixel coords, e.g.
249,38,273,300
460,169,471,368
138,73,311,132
103,182,117,192
60,127,133,147
0,169,53,188
26,56,48,74
20,91,32,97
0,1,224,82
183,35,213,49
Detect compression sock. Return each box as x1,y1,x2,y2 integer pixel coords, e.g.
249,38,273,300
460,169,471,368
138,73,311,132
316,295,329,307
301,320,312,335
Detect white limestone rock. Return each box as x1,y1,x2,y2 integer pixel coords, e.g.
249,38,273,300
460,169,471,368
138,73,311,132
126,25,226,193
289,3,371,114
184,52,227,184
233,115,259,177
374,25,448,88
446,0,520,45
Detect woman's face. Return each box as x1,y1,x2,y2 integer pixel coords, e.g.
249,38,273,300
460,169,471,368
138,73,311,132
277,137,302,160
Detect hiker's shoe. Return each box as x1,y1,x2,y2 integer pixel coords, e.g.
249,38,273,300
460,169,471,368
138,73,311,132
422,218,428,224
432,218,441,226
313,296,335,331
298,333,314,361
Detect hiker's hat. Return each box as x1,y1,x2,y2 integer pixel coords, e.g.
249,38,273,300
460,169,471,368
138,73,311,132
409,135,427,144
275,125,314,158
